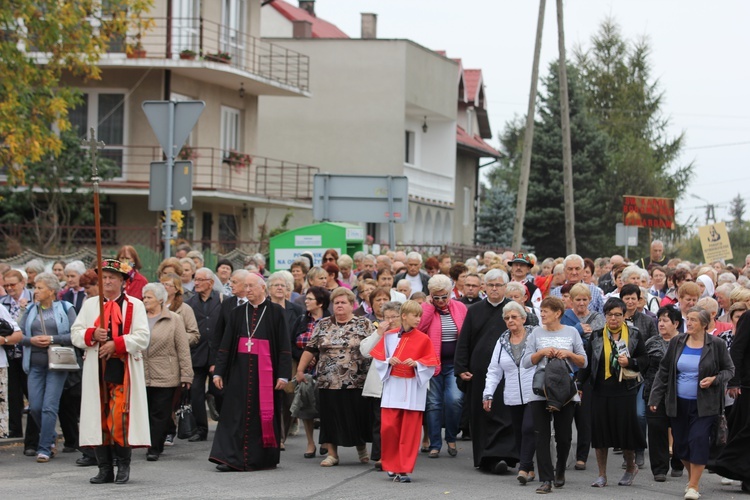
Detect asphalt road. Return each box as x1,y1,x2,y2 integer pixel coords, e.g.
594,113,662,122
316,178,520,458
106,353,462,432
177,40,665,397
0,427,745,500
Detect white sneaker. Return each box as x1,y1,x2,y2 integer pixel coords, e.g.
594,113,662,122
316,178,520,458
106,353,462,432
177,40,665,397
721,477,734,485
684,487,701,500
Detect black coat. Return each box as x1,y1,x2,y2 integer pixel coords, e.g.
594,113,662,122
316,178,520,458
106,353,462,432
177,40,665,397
578,326,648,392
185,290,224,368
212,295,243,366
393,271,430,294
61,288,85,314
728,311,750,389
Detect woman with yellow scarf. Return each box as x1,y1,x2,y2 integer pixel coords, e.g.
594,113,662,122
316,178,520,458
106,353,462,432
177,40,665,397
577,297,648,488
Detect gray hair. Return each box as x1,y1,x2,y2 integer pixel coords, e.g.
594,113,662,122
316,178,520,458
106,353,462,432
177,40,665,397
427,274,452,294
688,306,712,330
252,253,266,267
34,272,61,294
406,251,423,264
337,254,353,268
25,259,45,274
553,263,565,275
381,301,401,317
268,271,293,292
352,251,365,262
484,268,509,284
465,258,479,268
651,239,664,248
716,282,737,297
505,281,527,296
195,267,223,294
502,300,527,320
363,254,377,264
563,254,584,269
718,272,737,285
186,250,204,265
696,297,719,315
142,283,168,305
621,265,641,283
64,260,86,276
232,268,250,281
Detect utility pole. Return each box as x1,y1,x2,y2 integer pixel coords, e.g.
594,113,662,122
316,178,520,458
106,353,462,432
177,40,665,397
511,0,546,250
557,0,576,254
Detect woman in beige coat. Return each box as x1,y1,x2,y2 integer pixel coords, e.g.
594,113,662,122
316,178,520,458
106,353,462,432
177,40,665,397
141,283,193,462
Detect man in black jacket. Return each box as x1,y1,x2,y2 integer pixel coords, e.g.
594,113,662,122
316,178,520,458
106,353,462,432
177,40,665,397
185,267,224,441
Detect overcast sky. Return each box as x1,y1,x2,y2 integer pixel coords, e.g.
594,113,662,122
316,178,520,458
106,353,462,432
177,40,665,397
314,0,750,229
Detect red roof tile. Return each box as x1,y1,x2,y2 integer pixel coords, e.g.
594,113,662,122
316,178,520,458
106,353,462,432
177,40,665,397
464,69,483,106
270,0,349,39
457,125,500,158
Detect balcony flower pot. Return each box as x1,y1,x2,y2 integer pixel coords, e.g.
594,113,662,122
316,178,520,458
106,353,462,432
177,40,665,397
127,46,147,59
205,52,231,64
179,49,197,60
223,149,252,173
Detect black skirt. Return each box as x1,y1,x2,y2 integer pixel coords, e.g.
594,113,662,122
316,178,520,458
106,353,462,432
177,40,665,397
590,391,647,450
318,388,372,447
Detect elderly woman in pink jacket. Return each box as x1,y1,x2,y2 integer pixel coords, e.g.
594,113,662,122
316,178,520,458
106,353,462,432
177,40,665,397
418,274,468,458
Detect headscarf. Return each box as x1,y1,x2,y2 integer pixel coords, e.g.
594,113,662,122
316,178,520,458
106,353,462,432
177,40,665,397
696,275,715,299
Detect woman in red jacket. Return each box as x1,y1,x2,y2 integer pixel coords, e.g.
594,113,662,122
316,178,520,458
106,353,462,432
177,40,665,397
116,245,148,300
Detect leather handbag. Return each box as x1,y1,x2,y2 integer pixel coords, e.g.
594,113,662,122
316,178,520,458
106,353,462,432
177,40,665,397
532,358,547,396
177,389,197,439
714,411,728,447
0,318,14,336
48,346,81,371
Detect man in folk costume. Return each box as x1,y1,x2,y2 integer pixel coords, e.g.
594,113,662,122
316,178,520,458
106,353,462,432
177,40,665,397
71,259,150,484
371,300,438,483
210,272,292,471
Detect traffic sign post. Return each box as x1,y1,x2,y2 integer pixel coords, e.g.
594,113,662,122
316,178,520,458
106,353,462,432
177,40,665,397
142,100,205,259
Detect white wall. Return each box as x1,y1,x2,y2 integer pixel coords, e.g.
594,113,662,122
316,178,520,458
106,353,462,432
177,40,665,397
260,5,294,38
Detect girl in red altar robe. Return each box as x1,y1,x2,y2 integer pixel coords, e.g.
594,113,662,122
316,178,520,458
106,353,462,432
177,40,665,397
370,300,438,483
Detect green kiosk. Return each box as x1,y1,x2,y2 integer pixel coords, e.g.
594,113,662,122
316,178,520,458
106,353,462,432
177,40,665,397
269,222,365,272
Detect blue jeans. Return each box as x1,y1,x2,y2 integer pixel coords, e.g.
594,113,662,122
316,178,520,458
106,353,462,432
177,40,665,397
636,384,647,451
27,364,67,456
426,363,464,451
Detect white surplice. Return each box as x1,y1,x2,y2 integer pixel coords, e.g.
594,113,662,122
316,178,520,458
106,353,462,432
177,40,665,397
374,334,435,411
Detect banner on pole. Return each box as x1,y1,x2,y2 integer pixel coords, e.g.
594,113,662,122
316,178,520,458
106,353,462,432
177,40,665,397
622,196,675,229
698,222,733,263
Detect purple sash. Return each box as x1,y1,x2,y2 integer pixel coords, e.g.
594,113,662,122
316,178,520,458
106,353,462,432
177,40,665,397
237,337,277,448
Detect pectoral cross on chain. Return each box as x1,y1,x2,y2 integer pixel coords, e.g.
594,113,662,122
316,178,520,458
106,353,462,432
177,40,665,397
245,338,253,350
81,127,106,184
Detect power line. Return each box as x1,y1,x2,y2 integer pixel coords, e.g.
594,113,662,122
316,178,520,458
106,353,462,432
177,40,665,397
684,140,750,150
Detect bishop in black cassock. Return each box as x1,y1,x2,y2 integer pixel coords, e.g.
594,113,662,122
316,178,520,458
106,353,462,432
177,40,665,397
209,277,291,472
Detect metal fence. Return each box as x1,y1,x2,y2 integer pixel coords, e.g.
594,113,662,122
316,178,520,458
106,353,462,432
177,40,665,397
125,17,310,92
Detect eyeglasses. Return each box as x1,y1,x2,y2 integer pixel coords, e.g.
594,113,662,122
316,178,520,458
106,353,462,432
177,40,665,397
606,312,624,318
432,294,450,301
161,283,176,288
503,315,523,321
486,283,506,289
3,283,19,288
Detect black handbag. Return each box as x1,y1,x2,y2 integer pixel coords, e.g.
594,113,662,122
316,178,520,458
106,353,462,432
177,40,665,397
532,358,547,396
176,389,197,440
0,318,14,336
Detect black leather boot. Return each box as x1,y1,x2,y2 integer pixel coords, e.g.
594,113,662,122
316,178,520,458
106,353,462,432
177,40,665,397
89,446,114,484
113,445,132,484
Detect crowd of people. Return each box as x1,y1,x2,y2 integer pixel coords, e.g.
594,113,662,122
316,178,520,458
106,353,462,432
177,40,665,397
0,242,749,497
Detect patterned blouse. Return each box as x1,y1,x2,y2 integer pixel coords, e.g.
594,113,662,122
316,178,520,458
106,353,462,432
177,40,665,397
305,315,374,390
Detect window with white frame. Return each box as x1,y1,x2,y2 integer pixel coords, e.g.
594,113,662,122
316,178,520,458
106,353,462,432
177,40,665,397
222,0,246,62
69,91,126,177
220,105,241,156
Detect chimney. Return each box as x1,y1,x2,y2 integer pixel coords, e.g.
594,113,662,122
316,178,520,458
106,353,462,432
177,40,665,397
361,13,377,39
298,0,315,17
292,20,312,39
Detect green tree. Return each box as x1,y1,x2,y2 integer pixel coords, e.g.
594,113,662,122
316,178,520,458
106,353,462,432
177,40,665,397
0,0,153,181
476,181,516,247
729,194,745,230
0,130,117,252
574,18,693,256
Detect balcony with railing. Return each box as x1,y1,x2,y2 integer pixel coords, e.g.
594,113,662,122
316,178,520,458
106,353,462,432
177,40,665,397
101,16,310,96
98,145,318,202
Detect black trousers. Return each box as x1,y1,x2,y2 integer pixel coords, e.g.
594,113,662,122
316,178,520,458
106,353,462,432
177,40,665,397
369,397,382,461
190,365,222,437
510,403,537,473
574,381,593,462
58,385,81,449
647,408,683,475
147,386,177,454
530,400,576,482
7,356,27,436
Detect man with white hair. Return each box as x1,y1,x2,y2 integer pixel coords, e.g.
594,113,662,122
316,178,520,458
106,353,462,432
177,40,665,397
185,267,225,442
396,279,412,299
716,283,737,322
551,254,605,313
477,251,496,272
394,252,430,294
637,240,668,269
